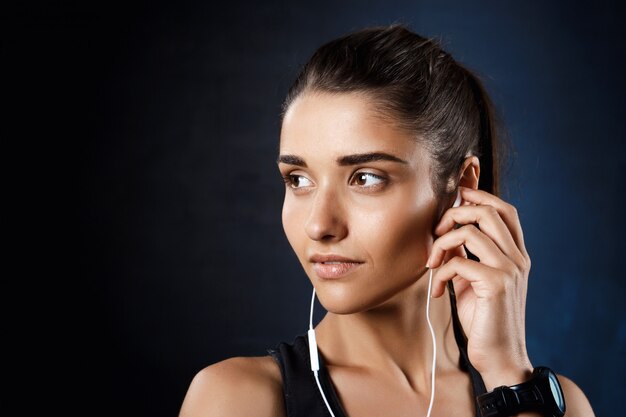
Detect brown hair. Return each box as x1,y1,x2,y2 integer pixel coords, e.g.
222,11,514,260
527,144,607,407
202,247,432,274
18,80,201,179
282,24,501,197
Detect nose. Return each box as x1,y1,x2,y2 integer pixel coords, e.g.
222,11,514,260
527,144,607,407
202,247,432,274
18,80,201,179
304,187,348,242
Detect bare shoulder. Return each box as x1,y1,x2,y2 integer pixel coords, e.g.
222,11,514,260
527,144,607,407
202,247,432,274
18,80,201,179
558,373,595,417
179,356,285,417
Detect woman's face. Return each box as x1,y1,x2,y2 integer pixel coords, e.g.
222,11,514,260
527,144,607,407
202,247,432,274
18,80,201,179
278,92,440,314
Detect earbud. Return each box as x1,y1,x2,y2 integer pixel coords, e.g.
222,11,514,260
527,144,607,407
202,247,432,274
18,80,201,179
452,189,462,208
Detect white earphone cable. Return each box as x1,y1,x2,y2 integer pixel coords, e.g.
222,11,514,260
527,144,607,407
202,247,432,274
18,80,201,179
309,288,316,329
425,267,437,417
309,288,337,417
309,277,437,416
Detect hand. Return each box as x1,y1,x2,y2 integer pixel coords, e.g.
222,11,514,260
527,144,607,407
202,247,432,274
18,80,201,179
427,186,534,390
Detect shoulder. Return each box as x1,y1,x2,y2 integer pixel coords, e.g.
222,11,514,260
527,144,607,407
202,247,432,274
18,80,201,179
558,373,595,417
179,356,285,417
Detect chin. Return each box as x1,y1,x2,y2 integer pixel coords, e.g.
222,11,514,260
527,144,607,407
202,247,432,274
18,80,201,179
309,280,372,314
313,277,422,316
316,292,370,315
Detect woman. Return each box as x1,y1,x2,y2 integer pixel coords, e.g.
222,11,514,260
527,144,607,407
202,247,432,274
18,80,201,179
180,25,594,416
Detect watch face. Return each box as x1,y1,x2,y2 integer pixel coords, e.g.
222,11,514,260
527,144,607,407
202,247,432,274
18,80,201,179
547,370,566,412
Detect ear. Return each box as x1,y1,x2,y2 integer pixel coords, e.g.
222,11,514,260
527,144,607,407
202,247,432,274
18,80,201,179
458,155,480,191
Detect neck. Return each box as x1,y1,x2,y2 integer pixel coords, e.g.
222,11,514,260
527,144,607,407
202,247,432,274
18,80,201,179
314,268,460,389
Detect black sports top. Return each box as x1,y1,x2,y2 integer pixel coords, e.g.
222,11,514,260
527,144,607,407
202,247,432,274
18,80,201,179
267,284,487,416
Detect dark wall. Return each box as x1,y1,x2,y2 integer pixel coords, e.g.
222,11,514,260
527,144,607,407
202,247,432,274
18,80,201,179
6,1,624,415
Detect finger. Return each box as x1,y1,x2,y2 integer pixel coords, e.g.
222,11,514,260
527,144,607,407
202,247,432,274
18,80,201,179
431,256,504,298
451,274,471,297
441,247,470,295
434,204,523,267
457,187,528,257
442,241,467,263
428,224,515,271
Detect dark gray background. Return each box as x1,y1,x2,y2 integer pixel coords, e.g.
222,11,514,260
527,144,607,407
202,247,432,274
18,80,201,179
5,1,624,415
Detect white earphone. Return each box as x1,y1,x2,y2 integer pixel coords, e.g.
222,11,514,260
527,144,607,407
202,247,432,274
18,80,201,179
307,189,462,417
452,188,462,209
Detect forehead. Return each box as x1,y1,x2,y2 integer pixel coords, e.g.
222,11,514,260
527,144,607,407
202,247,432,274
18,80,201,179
280,92,424,163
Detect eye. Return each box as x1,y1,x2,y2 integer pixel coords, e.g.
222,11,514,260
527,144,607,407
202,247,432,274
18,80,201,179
282,174,314,189
350,172,386,188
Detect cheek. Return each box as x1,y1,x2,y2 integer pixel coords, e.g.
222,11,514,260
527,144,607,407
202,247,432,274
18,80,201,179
281,196,305,255
357,202,436,272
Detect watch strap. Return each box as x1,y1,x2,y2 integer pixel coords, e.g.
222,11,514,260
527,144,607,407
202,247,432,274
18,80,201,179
477,383,544,416
477,366,565,417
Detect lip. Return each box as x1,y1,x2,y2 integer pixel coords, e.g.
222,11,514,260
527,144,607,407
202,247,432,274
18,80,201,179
310,253,364,279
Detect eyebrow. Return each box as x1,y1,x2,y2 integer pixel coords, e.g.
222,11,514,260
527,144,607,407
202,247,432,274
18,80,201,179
277,154,307,167
337,152,408,166
276,152,408,167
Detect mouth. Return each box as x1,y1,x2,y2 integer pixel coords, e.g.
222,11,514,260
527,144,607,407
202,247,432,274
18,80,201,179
309,254,364,279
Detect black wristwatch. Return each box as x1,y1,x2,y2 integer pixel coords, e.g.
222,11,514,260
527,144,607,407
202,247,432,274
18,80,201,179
476,366,566,417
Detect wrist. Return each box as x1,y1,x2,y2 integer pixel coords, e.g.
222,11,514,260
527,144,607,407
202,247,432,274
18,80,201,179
480,365,533,392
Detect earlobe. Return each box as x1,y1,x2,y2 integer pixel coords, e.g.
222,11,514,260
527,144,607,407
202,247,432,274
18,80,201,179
458,156,480,190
